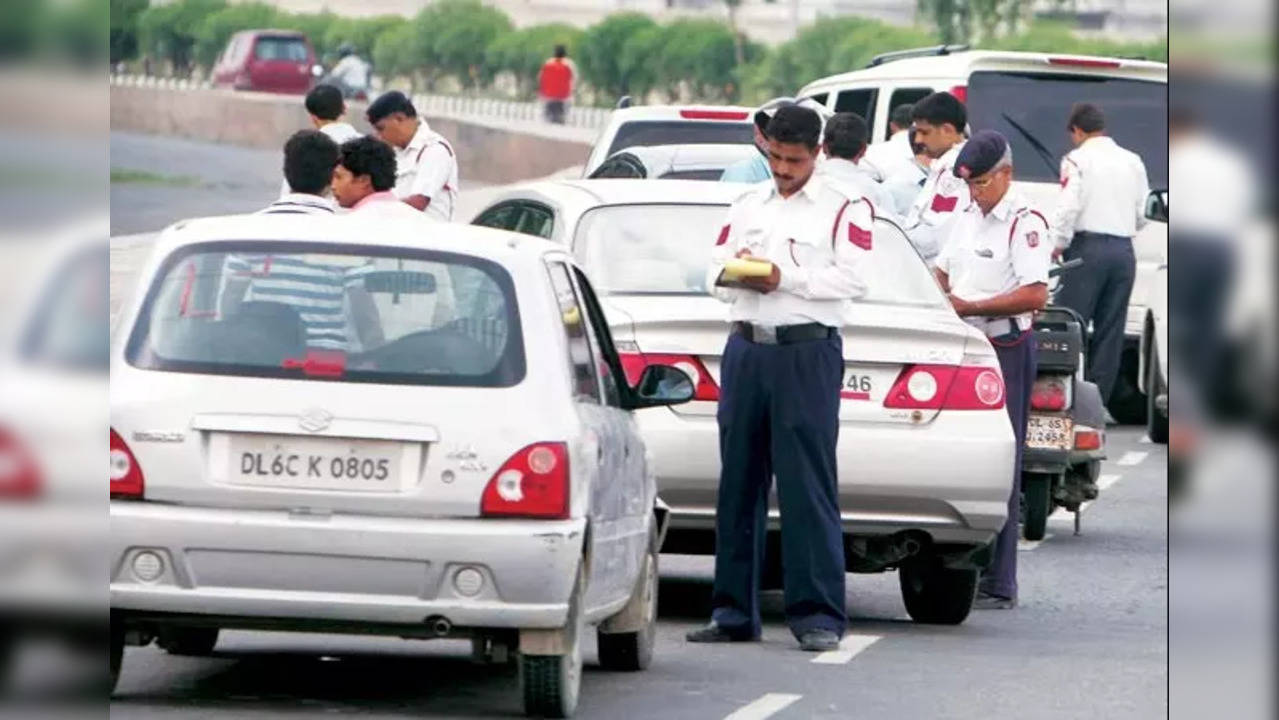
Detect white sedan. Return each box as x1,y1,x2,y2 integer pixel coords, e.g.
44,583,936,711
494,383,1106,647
109,213,694,718
474,179,1016,624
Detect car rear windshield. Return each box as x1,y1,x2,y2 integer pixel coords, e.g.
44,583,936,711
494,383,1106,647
125,242,525,386
575,205,945,307
967,71,1167,186
606,121,754,158
254,36,309,62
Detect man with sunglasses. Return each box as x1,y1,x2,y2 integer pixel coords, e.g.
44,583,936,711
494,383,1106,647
933,130,1053,610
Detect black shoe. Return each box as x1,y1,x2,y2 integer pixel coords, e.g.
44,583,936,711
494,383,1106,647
685,623,756,643
973,591,1017,610
798,629,841,652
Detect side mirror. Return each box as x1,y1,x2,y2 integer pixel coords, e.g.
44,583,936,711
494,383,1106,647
628,364,694,409
311,64,324,78
1144,189,1168,223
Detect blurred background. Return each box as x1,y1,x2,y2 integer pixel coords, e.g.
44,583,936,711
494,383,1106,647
0,0,1274,716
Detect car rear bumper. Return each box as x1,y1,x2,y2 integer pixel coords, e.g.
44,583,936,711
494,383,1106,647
110,502,584,630
638,408,1013,547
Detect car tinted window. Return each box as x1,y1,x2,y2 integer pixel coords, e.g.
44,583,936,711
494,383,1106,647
254,37,309,62
886,87,933,140
590,155,647,179
835,89,878,126
547,262,601,403
967,71,1168,186
515,204,555,238
571,269,623,407
660,169,725,181
473,202,522,231
606,121,753,158
126,242,524,386
576,205,945,307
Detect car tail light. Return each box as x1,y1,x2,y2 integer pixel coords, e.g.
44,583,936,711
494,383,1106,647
949,85,967,104
0,426,41,499
1031,377,1069,411
1074,426,1103,451
617,351,719,401
481,443,569,519
679,109,750,121
110,428,145,499
1047,57,1121,69
883,364,1005,410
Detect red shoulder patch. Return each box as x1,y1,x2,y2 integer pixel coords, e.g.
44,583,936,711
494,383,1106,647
930,194,959,213
715,224,731,246
848,222,872,250
1060,175,1069,188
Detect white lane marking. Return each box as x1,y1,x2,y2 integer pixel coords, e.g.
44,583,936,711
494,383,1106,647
1117,451,1148,466
1096,473,1121,491
724,693,803,720
1018,533,1053,551
810,634,881,664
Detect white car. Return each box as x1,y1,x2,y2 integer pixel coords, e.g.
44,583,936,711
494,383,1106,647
474,179,1016,625
109,214,695,718
588,143,762,181
799,47,1168,421
583,105,755,178
1137,190,1168,443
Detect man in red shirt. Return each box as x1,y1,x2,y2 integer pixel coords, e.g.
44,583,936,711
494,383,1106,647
538,45,574,124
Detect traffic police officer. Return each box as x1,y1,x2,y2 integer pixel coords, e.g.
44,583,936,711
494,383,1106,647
686,105,873,651
366,91,460,222
1051,103,1151,412
934,130,1052,609
904,91,969,263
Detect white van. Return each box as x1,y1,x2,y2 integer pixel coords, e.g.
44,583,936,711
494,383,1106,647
799,47,1168,421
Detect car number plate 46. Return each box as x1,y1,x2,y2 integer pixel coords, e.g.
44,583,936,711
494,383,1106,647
225,434,404,492
1026,415,1073,451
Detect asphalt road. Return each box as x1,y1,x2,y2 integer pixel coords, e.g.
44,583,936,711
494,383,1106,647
106,427,1167,720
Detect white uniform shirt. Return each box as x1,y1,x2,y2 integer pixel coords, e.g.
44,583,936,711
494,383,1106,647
394,121,459,222
279,121,363,198
706,174,872,329
936,188,1052,332
861,129,912,182
1168,131,1253,239
884,159,929,219
1051,135,1150,249
329,55,371,90
819,157,898,222
904,141,969,263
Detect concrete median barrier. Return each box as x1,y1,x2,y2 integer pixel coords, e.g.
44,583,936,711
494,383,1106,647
110,82,594,185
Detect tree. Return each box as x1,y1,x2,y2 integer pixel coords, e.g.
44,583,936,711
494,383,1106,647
578,13,658,101
415,0,512,90
111,0,149,64
322,15,402,61
138,0,227,74
617,24,666,101
372,23,420,89
193,2,279,70
279,11,339,59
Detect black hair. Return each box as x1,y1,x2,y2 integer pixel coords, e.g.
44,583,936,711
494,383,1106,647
305,84,345,121
1068,102,1106,133
889,103,914,131
283,129,340,195
338,136,397,192
911,91,967,133
366,90,417,125
765,105,822,150
553,44,567,59
823,112,869,160
908,127,925,155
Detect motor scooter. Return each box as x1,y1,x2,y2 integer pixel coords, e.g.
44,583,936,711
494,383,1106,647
1021,259,1108,540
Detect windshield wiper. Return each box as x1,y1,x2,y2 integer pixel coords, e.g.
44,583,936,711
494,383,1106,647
1001,113,1059,176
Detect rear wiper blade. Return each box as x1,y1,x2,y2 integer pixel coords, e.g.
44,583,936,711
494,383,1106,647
1000,113,1059,176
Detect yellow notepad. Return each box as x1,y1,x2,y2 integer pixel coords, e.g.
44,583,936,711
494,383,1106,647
723,258,773,281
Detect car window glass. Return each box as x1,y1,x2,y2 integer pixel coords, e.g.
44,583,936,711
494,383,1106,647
804,93,829,107
473,202,522,231
886,87,934,140
590,156,645,179
834,88,878,128
547,262,601,403
606,121,753,158
571,268,623,408
515,204,555,238
254,37,309,62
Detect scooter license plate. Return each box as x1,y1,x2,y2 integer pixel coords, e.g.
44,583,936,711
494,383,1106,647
1026,415,1073,451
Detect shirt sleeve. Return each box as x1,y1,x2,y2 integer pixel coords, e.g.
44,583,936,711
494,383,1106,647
408,143,454,200
1050,155,1084,249
776,198,871,301
904,164,966,262
705,203,748,304
1011,211,1052,287
1132,153,1151,232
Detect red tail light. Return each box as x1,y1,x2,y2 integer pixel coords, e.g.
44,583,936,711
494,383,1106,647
1074,426,1103,451
949,85,968,104
1031,377,1069,411
679,109,750,121
481,443,569,519
1047,57,1121,69
883,364,1005,410
110,429,145,499
618,352,719,401
0,426,41,499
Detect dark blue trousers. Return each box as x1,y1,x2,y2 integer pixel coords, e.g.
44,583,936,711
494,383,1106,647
1055,232,1136,404
981,329,1036,600
710,331,846,639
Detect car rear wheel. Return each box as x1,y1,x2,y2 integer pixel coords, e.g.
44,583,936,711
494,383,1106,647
1022,473,1053,541
158,627,219,657
1147,355,1169,444
109,616,124,695
899,555,978,625
598,546,658,671
521,565,584,718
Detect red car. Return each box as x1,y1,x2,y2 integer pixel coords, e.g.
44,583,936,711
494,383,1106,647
212,30,320,95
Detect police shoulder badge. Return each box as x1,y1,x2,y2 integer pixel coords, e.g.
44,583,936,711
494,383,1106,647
1026,230,1040,248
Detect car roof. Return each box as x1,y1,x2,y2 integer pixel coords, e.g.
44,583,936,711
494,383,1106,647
497,178,755,209
612,143,758,167
606,105,755,123
800,50,1167,94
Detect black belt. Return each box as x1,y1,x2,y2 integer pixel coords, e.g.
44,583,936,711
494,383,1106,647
1073,231,1132,242
732,321,835,345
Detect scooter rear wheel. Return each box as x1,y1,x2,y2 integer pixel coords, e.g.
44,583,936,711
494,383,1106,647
1022,473,1053,541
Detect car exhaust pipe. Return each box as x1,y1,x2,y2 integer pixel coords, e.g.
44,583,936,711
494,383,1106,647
900,536,922,557
425,616,453,637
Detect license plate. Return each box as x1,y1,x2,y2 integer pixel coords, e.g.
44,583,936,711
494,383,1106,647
1026,415,1073,451
227,434,403,492
840,369,876,401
